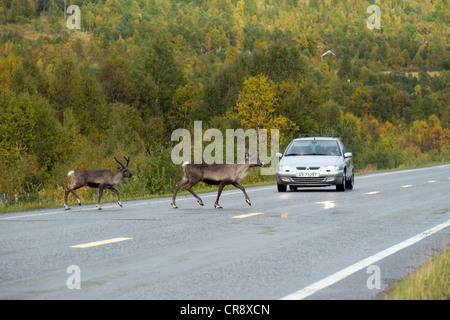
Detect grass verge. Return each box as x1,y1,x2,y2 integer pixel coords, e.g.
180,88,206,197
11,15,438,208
383,248,449,300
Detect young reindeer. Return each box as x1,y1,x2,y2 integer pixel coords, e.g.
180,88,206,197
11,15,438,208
171,151,262,209
64,156,133,210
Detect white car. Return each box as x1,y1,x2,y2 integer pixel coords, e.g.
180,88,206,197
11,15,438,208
276,134,354,192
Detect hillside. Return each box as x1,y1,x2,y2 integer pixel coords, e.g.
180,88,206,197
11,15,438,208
0,0,449,203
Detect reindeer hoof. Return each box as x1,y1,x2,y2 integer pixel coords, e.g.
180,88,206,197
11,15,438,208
197,199,204,206
96,205,102,210
64,206,70,210
246,199,251,206
171,202,178,209
118,201,122,207
77,200,81,206
214,204,223,209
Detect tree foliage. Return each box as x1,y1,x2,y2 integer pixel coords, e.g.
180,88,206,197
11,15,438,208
0,0,449,203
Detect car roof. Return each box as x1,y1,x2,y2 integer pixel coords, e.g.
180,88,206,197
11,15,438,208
293,137,340,141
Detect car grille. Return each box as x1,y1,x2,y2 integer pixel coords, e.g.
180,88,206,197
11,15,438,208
296,166,320,170
291,177,327,184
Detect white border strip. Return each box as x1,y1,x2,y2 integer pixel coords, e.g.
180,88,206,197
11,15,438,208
356,164,449,179
280,219,450,300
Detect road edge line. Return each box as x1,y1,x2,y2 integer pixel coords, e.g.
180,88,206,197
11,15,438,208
280,218,450,300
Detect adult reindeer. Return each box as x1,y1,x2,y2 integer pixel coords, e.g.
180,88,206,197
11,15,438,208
64,156,133,210
171,152,262,209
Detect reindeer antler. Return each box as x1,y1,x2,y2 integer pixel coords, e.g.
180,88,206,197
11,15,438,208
114,157,125,168
124,156,130,167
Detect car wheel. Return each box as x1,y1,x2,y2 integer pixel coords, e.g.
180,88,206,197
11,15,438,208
277,183,287,192
345,173,354,190
336,171,346,191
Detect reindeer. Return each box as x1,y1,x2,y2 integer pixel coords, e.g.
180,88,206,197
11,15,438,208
64,156,133,210
171,152,262,209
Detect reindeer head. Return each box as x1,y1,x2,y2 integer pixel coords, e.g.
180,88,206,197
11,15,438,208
115,156,133,178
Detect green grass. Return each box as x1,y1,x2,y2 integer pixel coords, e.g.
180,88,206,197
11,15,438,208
383,248,450,300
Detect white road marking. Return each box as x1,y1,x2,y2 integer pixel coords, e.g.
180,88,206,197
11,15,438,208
280,219,450,300
356,164,449,179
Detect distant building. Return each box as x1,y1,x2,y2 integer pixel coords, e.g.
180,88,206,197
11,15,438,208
321,50,336,62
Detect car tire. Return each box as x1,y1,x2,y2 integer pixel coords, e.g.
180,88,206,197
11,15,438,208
336,171,346,191
277,183,287,192
345,172,354,190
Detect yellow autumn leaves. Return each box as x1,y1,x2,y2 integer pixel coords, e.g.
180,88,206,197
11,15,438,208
227,74,298,146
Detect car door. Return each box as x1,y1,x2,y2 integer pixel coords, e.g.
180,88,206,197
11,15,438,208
339,140,353,175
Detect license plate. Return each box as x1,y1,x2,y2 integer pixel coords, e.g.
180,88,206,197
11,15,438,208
296,171,319,177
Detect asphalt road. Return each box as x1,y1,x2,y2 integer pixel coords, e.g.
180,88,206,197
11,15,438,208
0,164,449,300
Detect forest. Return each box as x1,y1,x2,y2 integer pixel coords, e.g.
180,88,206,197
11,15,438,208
0,0,449,208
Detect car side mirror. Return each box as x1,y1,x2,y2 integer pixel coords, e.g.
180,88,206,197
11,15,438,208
344,152,352,158
276,152,283,158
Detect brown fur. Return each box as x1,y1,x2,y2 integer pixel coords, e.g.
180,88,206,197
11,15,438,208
171,154,262,209
64,157,132,210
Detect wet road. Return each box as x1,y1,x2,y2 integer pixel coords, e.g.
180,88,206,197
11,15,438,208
0,164,449,300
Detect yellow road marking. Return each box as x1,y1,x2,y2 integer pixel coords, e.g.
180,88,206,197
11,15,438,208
427,180,437,183
366,191,380,195
402,185,413,188
232,212,264,219
71,237,133,248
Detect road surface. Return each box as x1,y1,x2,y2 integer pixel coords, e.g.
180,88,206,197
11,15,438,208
0,164,449,301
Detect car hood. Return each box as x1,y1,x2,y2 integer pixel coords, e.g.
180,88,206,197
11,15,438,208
279,155,342,167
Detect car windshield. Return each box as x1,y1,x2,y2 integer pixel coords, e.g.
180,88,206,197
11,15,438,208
284,140,341,156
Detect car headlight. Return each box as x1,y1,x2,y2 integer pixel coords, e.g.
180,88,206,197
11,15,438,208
321,165,339,172
279,165,294,172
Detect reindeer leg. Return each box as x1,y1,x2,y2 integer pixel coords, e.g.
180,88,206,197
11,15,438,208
71,190,82,206
64,185,81,210
185,182,204,206
214,182,227,209
64,187,73,210
171,178,188,208
109,187,122,207
97,185,105,210
232,182,251,206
